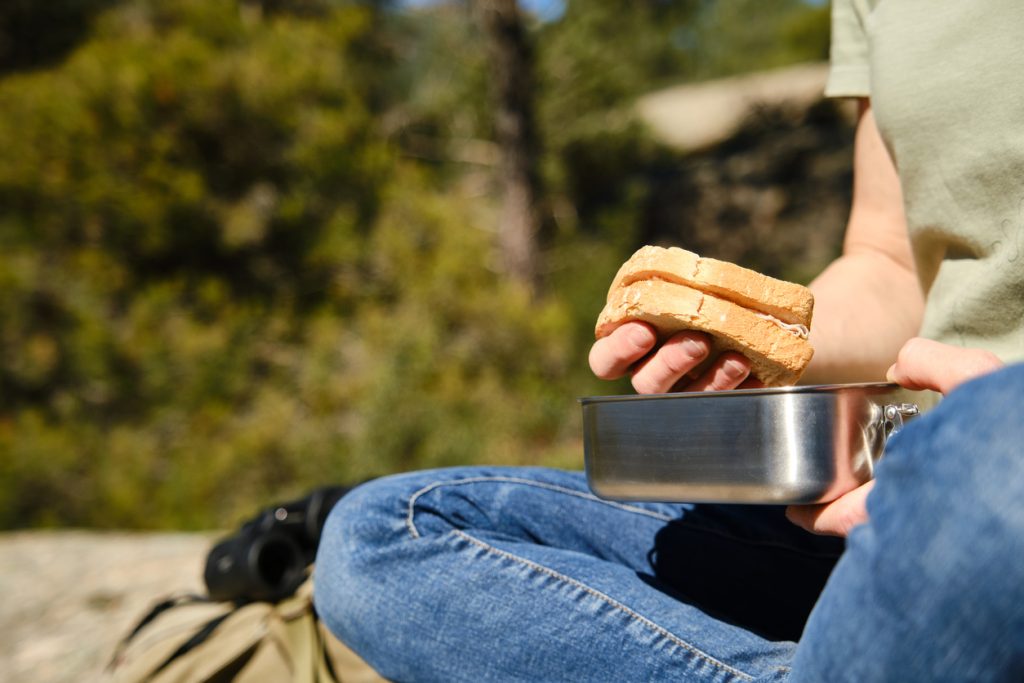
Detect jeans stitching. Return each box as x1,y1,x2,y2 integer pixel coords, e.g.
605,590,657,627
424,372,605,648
450,528,756,682
405,476,674,539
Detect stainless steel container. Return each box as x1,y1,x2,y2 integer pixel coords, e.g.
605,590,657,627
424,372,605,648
582,383,931,505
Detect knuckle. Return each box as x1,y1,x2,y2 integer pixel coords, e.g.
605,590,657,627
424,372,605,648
897,338,915,357
661,348,694,377
623,323,656,352
899,337,927,361
661,336,706,375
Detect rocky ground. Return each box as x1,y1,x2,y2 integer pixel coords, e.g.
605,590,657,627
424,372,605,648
0,530,215,683
636,62,838,151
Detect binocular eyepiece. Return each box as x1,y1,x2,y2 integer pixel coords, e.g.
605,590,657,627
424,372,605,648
203,486,349,603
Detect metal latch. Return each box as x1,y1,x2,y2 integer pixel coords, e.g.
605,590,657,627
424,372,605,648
883,403,920,437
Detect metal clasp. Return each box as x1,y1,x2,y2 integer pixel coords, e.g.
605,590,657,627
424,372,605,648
883,403,920,437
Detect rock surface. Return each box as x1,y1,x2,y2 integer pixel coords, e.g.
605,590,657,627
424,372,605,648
0,530,215,683
637,62,842,151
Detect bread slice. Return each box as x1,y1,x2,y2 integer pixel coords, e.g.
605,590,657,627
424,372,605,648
608,246,813,327
595,279,814,386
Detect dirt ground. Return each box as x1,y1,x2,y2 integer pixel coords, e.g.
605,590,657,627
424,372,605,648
0,530,215,683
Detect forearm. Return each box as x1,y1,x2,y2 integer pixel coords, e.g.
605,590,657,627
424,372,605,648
802,250,923,383
800,100,924,384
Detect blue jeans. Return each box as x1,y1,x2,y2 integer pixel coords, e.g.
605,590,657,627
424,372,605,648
315,365,1024,682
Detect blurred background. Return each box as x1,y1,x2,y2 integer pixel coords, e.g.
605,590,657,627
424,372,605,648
0,0,851,532
1,1,862,678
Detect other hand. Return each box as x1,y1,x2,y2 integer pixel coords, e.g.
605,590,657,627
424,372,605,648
786,337,1004,537
588,321,763,394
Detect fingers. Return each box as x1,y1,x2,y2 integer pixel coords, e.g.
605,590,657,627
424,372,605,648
630,332,711,394
589,322,657,380
786,481,874,537
590,325,757,395
886,337,1003,395
682,352,752,392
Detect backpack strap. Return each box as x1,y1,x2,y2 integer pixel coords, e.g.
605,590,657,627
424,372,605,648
106,594,213,673
150,609,236,676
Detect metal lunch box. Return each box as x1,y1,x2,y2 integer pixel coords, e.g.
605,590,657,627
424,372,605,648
581,383,935,505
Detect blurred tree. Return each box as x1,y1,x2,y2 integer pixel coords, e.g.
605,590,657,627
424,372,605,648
688,0,830,79
0,0,596,529
537,0,702,130
0,0,120,74
0,0,394,526
473,0,541,291
0,0,839,530
381,3,491,154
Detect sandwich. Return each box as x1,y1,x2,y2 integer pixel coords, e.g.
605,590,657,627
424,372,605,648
595,245,814,386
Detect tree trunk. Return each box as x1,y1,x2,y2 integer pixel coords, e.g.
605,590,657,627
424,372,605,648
474,0,541,292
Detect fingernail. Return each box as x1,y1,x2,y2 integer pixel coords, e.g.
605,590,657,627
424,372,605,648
885,363,897,383
724,358,747,379
630,326,653,347
683,337,707,358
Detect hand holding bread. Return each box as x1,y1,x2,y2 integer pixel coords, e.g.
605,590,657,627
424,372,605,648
590,246,815,391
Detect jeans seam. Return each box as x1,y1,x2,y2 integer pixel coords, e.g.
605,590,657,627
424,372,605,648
450,528,756,683
405,476,674,539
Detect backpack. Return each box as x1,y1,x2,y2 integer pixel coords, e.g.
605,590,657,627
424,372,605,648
106,486,382,682
105,576,385,683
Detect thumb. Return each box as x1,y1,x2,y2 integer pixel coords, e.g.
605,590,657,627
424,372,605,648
886,337,1003,395
786,482,873,537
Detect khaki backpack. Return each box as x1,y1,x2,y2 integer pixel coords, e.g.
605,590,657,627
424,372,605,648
105,577,385,683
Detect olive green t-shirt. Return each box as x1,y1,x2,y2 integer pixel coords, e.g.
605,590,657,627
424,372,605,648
827,0,1024,362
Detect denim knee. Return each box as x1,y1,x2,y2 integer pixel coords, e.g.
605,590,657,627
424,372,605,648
312,475,411,647
872,362,1024,525
864,364,1024,637
313,469,499,663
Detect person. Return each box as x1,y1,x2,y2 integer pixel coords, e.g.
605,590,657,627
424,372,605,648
314,1,1024,680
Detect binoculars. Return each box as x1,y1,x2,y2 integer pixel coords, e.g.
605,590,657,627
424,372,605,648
203,486,350,603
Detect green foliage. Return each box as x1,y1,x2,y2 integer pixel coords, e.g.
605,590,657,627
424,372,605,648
0,0,836,529
533,0,832,269
687,0,830,79
0,0,121,74
538,0,702,121
0,0,581,529
386,4,491,145
536,0,828,134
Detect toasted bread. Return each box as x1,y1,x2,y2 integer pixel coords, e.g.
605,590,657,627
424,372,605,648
608,245,813,327
596,246,815,386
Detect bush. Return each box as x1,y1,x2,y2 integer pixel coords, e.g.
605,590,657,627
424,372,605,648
0,0,605,529
0,0,841,530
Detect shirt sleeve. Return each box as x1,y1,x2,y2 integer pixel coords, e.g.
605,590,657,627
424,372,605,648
825,0,873,98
